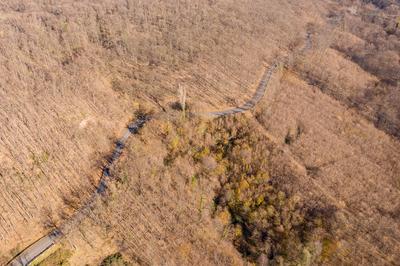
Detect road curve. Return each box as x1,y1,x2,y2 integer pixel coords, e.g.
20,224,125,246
206,63,278,117
205,32,312,117
8,34,312,266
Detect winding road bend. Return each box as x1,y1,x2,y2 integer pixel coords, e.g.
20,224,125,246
206,32,312,117
8,33,312,266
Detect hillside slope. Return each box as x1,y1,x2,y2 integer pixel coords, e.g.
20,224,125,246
1,0,399,265
0,0,324,262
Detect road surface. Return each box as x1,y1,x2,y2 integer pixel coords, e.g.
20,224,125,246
8,231,61,266
7,117,148,266
206,32,312,117
7,33,312,266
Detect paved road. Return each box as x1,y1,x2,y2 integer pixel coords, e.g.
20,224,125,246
7,117,148,266
206,63,277,117
7,34,312,266
207,32,312,117
8,231,61,266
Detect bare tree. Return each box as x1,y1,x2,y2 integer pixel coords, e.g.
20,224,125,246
178,84,187,113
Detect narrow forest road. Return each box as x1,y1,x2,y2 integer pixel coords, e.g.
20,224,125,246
8,118,149,266
7,33,312,266
7,231,61,266
207,32,312,117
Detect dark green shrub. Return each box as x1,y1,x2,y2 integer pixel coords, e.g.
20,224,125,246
100,252,129,266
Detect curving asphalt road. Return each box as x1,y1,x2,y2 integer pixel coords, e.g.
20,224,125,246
206,32,312,117
7,33,312,266
206,63,277,117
